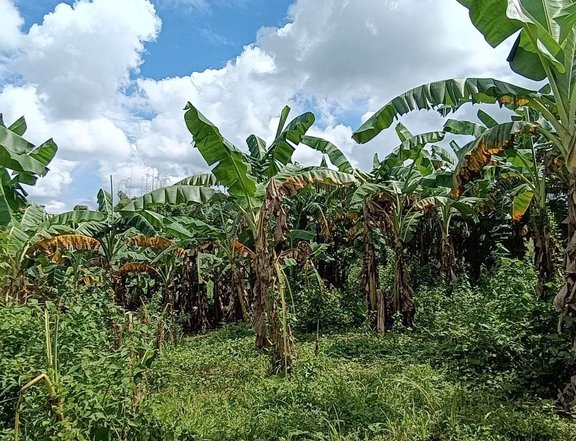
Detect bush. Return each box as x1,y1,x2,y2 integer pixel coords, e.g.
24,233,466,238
414,256,575,397
0,286,163,440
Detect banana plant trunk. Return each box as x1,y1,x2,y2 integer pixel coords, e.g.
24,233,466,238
441,235,456,287
557,173,576,344
531,208,556,299
362,218,386,333
392,242,415,327
253,182,295,372
232,263,252,322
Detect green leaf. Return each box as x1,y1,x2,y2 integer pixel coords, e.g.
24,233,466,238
8,116,27,136
185,102,257,198
477,109,498,128
29,139,58,167
395,122,414,142
512,189,534,221
246,134,267,161
301,135,354,173
121,185,224,212
275,105,291,139
46,210,107,228
458,0,574,80
175,173,220,187
353,78,535,144
0,124,35,155
263,112,315,177
456,0,522,47
0,145,47,175
444,119,487,137
21,204,47,231
97,189,113,214
287,229,316,241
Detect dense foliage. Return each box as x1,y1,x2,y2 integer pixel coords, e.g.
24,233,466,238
3,0,576,439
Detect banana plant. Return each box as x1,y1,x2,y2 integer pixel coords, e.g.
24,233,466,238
350,124,445,329
0,114,58,226
1,204,105,303
445,108,559,297
352,0,576,339
124,103,357,372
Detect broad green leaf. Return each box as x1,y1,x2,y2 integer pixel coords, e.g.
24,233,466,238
97,189,113,214
0,125,35,155
444,119,487,137
301,135,354,173
8,116,27,136
264,112,315,177
184,102,257,198
456,0,522,47
176,173,220,187
246,134,267,161
29,139,58,167
477,109,498,128
0,145,46,175
121,185,224,212
353,78,535,144
287,229,316,241
21,204,47,231
46,210,107,227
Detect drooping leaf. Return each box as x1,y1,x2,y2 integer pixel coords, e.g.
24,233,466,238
444,119,487,137
121,185,223,212
273,166,356,194
175,173,220,187
28,235,102,262
353,78,535,144
126,235,173,250
301,135,354,173
512,189,535,221
117,262,159,276
451,121,537,197
45,210,107,228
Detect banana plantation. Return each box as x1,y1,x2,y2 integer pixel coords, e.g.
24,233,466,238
5,1,576,440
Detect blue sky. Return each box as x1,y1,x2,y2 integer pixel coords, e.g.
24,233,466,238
0,0,520,211
16,0,293,78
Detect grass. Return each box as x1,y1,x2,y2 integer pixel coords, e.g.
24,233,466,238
139,323,576,441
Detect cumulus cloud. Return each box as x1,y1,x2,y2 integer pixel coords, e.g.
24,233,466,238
0,0,535,210
0,0,23,52
10,0,161,119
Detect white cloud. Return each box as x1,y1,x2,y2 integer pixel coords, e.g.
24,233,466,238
0,0,23,52
26,159,77,199
0,0,538,210
11,0,161,119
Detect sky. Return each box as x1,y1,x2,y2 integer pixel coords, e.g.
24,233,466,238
0,0,536,212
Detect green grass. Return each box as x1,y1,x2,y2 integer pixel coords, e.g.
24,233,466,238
139,323,576,441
